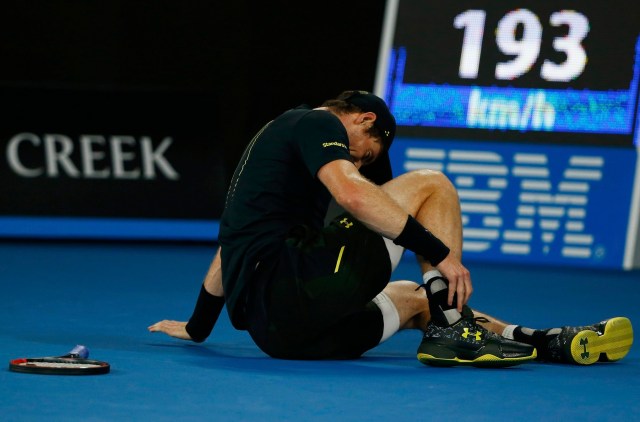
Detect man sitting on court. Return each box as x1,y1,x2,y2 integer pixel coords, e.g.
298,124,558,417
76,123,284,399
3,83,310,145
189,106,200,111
149,91,633,367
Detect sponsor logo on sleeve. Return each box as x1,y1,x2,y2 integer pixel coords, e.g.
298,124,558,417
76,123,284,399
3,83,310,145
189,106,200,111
322,141,348,149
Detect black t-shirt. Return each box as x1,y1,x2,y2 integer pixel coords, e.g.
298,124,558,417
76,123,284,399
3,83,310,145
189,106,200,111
219,106,352,328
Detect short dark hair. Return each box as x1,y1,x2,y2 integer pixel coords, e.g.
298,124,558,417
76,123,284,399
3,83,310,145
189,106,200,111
322,90,395,150
321,92,361,113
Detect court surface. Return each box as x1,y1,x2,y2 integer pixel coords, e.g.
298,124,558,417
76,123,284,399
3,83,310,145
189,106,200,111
1,241,638,421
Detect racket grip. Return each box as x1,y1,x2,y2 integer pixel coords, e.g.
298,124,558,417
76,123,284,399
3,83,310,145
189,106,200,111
63,345,90,359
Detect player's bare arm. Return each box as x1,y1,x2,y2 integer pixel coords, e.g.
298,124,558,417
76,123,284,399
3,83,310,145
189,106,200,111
317,159,472,309
148,247,225,339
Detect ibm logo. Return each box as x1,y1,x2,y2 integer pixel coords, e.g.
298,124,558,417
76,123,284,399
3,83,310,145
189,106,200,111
403,147,604,260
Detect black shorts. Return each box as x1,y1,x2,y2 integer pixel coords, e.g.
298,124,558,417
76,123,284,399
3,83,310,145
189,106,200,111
245,213,392,359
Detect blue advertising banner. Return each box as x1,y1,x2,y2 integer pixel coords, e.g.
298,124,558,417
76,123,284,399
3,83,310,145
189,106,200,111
389,139,637,268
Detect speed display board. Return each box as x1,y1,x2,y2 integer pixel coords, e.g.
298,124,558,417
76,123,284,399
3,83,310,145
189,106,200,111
375,0,640,268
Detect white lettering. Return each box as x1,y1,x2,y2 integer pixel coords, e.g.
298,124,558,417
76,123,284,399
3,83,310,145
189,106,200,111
80,135,109,178
5,133,180,180
44,134,80,177
467,88,555,131
467,89,485,127
110,136,140,179
532,91,556,129
7,133,43,177
141,137,179,180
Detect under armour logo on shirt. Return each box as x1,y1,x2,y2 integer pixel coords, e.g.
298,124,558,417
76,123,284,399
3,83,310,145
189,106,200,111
339,217,353,229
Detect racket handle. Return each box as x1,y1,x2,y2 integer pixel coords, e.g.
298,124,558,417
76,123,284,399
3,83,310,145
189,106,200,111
62,345,90,359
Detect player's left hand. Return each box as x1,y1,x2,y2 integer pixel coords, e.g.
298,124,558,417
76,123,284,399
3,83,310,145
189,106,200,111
148,320,193,341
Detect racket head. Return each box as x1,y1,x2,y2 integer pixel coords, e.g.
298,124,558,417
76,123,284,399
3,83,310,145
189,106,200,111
9,357,110,375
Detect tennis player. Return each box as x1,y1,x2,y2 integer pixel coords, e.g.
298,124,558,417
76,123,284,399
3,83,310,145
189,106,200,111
150,91,633,366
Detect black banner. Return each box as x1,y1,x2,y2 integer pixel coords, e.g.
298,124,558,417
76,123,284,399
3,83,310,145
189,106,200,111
0,87,228,221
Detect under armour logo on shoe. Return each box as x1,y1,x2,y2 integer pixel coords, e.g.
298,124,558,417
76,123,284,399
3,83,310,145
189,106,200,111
339,218,353,229
580,337,590,359
462,328,482,341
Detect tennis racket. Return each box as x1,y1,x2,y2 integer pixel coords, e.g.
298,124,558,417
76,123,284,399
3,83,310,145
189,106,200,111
9,345,110,375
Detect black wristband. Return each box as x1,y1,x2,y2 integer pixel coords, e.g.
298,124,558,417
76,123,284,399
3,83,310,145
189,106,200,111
185,284,225,343
393,215,450,266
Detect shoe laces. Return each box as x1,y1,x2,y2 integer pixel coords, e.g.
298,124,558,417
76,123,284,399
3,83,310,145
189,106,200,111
459,315,490,333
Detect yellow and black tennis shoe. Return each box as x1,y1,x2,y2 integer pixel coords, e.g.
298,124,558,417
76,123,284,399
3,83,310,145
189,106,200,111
542,317,633,365
417,307,537,368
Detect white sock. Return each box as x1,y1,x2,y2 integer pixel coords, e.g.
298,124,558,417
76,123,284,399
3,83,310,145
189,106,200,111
422,269,442,284
372,292,400,343
502,324,518,340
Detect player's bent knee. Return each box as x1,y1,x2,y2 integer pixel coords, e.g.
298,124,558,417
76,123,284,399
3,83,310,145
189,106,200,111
415,169,455,191
391,169,454,195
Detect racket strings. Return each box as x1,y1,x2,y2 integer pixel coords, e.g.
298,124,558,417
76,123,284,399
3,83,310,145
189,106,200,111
19,360,104,368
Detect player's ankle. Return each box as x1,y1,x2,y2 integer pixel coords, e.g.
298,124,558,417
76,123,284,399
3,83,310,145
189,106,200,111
420,274,462,326
503,325,561,359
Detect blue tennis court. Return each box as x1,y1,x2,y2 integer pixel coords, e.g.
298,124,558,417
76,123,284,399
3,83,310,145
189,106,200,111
1,240,638,421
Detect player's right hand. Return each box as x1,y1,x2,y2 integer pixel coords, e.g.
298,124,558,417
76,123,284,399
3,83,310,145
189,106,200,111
148,320,193,341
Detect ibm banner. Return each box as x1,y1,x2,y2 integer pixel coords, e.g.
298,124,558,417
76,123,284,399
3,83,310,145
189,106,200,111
0,88,227,240
376,0,640,269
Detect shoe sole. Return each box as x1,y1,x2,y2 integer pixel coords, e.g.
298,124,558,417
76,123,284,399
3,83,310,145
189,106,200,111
568,317,633,365
417,348,537,368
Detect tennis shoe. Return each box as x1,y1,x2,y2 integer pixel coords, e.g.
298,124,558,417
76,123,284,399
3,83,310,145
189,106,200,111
417,306,537,368
541,317,633,365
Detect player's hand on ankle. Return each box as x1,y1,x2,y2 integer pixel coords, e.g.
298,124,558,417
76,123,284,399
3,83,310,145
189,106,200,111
435,255,472,311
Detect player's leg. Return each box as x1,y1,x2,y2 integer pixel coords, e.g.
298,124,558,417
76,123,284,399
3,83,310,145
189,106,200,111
380,254,633,365
380,169,470,322
379,170,538,366
373,275,620,368
500,317,634,365
379,169,632,365
380,169,463,270
379,276,512,334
